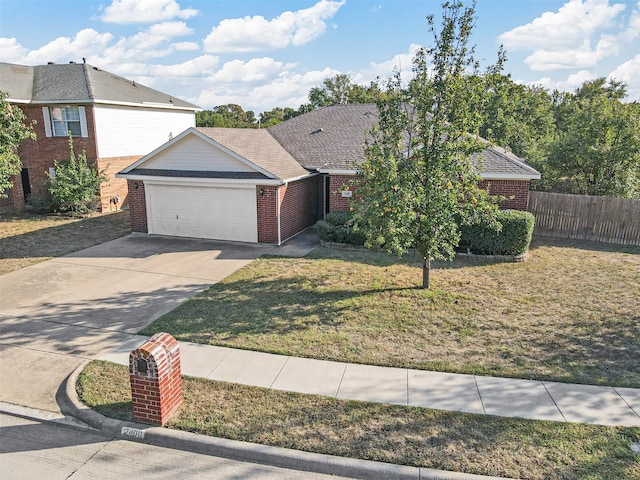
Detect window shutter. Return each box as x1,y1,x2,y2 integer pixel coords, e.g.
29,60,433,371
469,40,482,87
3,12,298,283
42,107,52,137
79,106,88,137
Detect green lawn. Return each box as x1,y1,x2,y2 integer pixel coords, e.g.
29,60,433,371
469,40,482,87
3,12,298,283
0,210,131,275
78,361,640,480
142,237,640,387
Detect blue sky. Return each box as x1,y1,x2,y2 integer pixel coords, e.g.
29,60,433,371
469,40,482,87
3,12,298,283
1,0,638,112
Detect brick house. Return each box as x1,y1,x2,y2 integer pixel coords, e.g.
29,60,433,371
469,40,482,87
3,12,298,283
0,62,200,211
119,104,540,244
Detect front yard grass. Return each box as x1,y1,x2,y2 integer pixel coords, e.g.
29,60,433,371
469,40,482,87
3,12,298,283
0,210,130,275
141,237,640,387
78,360,640,480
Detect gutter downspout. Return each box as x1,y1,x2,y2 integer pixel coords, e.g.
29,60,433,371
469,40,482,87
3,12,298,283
277,185,282,246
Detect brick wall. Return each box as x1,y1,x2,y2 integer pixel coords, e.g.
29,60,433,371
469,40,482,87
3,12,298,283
97,155,142,211
257,185,278,243
279,176,320,241
478,179,531,211
257,176,320,244
329,175,357,212
327,175,531,213
127,180,148,233
14,104,98,209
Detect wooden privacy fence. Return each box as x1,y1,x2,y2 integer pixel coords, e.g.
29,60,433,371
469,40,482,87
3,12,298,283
528,192,640,246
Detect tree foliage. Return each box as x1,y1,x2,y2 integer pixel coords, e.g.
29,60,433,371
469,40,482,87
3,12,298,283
545,79,640,198
196,104,257,128
353,1,500,289
307,74,386,109
0,91,36,197
48,136,106,214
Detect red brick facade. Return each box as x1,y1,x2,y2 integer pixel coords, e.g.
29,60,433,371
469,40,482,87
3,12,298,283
11,104,98,209
478,179,531,211
325,175,531,213
98,155,142,211
127,180,148,233
257,176,320,243
4,103,143,212
257,185,278,243
328,175,357,212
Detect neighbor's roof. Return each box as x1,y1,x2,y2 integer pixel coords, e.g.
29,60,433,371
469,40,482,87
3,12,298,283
269,104,541,180
0,62,200,111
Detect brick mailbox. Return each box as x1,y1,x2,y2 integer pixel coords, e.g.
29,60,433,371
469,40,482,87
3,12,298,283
129,332,182,426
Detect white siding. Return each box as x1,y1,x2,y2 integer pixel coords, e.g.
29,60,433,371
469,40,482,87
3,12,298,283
143,135,256,172
93,104,195,158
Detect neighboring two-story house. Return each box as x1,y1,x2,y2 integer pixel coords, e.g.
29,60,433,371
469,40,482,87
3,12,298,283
0,61,200,211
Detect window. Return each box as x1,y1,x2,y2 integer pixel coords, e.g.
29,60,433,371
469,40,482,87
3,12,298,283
50,106,82,136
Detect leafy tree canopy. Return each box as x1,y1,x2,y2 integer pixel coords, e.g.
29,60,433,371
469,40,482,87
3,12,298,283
0,91,36,197
48,136,106,215
353,1,500,289
545,79,640,198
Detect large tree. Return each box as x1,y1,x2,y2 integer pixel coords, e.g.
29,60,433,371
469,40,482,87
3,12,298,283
0,91,36,197
353,1,499,289
545,79,640,198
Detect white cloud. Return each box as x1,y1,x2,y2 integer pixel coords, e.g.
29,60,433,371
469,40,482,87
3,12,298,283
151,55,220,77
530,70,597,93
499,0,634,72
209,57,296,83
101,0,198,24
202,0,345,53
195,66,339,112
17,29,115,65
499,0,625,50
609,54,640,100
174,42,199,51
352,43,420,85
0,38,27,63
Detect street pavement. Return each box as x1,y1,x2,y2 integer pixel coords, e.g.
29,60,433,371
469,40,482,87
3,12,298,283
0,410,349,480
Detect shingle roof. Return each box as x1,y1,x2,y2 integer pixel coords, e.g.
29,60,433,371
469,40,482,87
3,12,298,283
0,62,200,110
269,104,541,179
268,104,375,171
196,127,311,181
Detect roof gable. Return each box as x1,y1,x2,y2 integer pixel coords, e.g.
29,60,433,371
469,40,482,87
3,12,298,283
120,127,311,182
140,134,259,173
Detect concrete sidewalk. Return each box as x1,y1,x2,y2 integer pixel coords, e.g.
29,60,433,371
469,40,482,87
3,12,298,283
99,335,640,427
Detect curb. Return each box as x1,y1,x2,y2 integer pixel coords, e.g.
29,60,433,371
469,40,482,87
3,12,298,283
61,363,516,480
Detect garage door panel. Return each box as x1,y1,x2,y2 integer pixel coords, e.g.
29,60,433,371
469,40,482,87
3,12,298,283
147,184,257,242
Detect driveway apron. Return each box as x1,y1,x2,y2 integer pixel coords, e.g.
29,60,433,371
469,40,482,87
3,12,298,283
0,234,275,413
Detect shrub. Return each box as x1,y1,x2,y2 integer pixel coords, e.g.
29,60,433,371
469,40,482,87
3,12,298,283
48,136,105,215
317,211,365,245
459,210,534,255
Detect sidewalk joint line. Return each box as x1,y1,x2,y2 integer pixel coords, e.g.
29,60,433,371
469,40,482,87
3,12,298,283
270,356,289,388
542,381,566,422
335,363,348,398
473,376,486,415
612,387,640,419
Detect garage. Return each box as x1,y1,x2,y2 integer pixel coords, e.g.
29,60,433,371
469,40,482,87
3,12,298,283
146,182,258,242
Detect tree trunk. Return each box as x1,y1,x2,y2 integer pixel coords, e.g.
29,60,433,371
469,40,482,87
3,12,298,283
422,256,430,289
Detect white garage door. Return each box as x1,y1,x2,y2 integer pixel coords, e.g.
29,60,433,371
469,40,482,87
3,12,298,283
146,183,258,242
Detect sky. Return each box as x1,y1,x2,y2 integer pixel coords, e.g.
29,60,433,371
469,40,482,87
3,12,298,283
1,0,638,113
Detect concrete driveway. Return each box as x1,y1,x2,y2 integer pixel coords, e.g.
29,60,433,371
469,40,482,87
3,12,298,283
0,234,278,413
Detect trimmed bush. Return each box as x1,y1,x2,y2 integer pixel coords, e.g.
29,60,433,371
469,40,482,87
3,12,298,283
317,211,365,246
459,210,535,255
